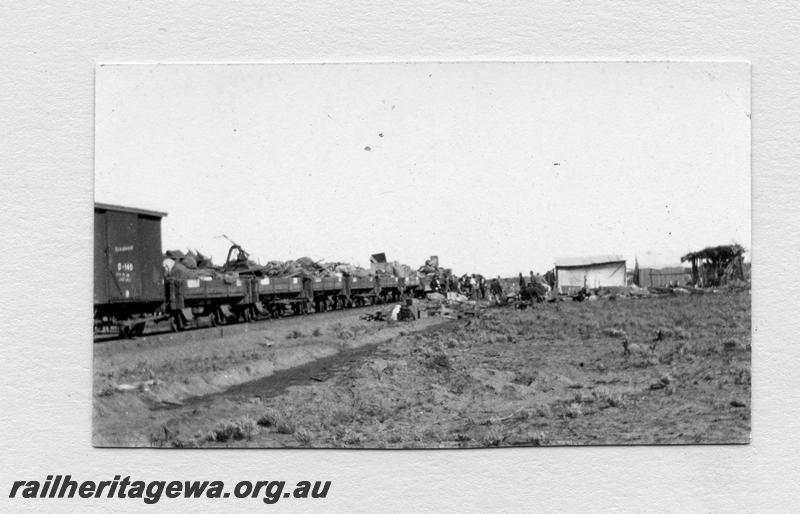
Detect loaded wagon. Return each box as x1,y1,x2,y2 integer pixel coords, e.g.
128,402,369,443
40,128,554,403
165,274,257,330
95,202,423,338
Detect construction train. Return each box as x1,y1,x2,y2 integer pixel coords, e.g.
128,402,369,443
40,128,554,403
94,203,427,338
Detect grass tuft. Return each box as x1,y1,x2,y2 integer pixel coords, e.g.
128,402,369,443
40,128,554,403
294,428,312,446
206,417,258,442
565,402,583,418
257,408,296,434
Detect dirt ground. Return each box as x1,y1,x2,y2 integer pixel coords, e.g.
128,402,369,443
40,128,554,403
93,292,750,448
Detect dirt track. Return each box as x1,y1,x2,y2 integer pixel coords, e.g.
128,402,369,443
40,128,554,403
93,292,750,448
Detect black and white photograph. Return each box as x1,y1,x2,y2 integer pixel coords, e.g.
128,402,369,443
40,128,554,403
93,62,750,448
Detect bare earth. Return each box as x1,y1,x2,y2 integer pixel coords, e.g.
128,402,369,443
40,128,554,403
93,292,750,448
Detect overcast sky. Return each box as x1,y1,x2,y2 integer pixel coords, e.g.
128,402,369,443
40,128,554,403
95,62,750,276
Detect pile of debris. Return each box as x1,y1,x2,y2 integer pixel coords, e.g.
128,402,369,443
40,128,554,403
261,258,371,279
261,257,318,277
361,299,422,322
417,256,452,280
164,244,419,282
361,292,483,323
373,261,414,278
369,252,417,280
424,292,481,319
565,284,712,301
163,249,238,281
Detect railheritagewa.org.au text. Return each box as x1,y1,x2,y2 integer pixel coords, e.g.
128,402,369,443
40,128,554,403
9,475,331,505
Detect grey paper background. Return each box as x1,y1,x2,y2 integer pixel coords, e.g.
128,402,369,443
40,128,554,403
1,2,796,511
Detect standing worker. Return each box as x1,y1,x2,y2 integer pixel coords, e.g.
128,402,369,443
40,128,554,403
490,276,504,305
430,274,440,294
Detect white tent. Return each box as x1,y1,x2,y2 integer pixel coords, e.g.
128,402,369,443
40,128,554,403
554,255,626,293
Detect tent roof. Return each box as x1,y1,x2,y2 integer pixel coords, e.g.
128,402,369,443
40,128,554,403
554,255,625,268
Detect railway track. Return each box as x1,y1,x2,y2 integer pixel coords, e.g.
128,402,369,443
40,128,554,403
93,302,388,345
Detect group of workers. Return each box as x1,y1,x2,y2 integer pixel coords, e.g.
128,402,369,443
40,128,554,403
428,270,550,304
428,273,486,298
518,271,551,292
